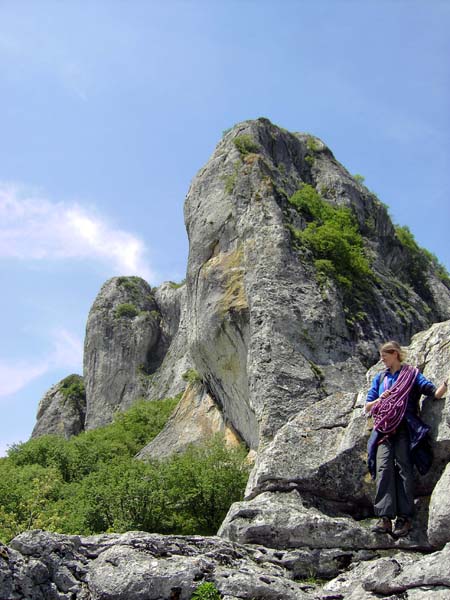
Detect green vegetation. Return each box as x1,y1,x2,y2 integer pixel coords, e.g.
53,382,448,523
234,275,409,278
168,279,186,289
353,174,365,185
395,225,450,296
59,375,85,404
0,397,249,543
182,369,203,385
306,136,321,153
288,184,372,291
191,582,222,600
223,161,240,194
233,134,260,156
115,303,139,319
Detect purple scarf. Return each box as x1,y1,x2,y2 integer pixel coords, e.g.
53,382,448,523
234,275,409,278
371,365,418,434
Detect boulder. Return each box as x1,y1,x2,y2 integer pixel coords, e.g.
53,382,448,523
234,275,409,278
428,462,450,548
321,543,450,599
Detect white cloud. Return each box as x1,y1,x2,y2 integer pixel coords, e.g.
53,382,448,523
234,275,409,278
0,182,153,280
0,361,50,397
0,328,83,399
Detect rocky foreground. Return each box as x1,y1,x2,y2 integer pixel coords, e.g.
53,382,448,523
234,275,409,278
1,530,450,599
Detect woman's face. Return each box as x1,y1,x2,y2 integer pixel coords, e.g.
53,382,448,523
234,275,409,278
380,350,400,369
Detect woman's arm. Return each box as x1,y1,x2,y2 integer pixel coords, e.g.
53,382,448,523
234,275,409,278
365,374,381,413
435,379,448,400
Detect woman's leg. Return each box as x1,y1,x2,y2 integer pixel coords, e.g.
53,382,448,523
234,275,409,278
394,427,414,518
374,439,396,518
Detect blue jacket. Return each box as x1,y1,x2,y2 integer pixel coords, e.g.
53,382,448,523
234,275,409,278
366,368,436,479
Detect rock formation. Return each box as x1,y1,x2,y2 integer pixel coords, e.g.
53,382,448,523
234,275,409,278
22,119,450,599
31,374,86,439
83,276,161,429
219,320,450,555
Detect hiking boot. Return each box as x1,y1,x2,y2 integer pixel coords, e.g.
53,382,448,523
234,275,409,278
371,517,392,534
393,517,412,538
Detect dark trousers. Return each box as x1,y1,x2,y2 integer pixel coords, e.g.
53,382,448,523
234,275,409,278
374,425,414,519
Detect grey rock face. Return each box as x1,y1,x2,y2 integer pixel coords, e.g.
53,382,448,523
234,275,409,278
137,382,241,460
2,530,312,600
84,276,160,429
428,462,450,548
140,282,193,405
183,118,450,453
31,374,86,439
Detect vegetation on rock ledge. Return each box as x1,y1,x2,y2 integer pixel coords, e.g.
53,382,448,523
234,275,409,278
288,184,372,291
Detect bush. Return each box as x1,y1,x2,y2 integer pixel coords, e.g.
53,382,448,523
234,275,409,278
394,225,450,297
233,134,259,156
192,582,222,600
288,185,372,291
0,398,249,542
115,303,139,319
182,369,203,385
60,375,85,404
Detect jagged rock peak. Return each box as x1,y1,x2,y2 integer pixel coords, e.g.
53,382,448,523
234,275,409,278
83,276,161,430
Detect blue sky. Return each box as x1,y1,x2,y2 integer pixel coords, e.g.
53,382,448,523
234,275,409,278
1,1,449,455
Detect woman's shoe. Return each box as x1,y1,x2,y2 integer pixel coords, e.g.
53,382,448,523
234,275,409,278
371,516,392,534
393,517,412,537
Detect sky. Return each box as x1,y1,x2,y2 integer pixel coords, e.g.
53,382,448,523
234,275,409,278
0,0,449,456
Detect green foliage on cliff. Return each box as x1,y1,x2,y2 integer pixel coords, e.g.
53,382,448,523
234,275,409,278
182,369,203,384
59,375,85,405
288,185,372,290
0,397,249,543
233,134,259,156
115,302,139,319
395,225,450,295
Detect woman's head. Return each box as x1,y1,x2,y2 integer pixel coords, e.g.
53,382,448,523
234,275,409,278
379,341,406,364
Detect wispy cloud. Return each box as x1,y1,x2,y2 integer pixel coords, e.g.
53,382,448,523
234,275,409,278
0,328,83,398
0,183,153,280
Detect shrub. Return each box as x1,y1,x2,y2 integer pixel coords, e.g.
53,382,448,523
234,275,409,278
353,174,365,185
395,225,433,298
182,369,203,385
288,185,372,291
60,375,85,404
233,134,259,156
115,303,139,319
0,399,249,542
191,582,222,600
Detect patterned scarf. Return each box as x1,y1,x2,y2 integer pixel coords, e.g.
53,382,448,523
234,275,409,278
371,364,418,435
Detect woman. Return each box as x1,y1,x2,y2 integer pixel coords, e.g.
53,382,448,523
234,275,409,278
365,341,447,537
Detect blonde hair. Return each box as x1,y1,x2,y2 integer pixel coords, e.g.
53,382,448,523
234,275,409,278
379,341,406,363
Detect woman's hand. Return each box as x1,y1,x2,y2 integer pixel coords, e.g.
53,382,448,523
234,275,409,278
435,379,448,400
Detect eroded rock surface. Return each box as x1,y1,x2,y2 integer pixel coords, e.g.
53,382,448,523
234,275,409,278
83,276,161,429
137,382,241,460
1,530,312,600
